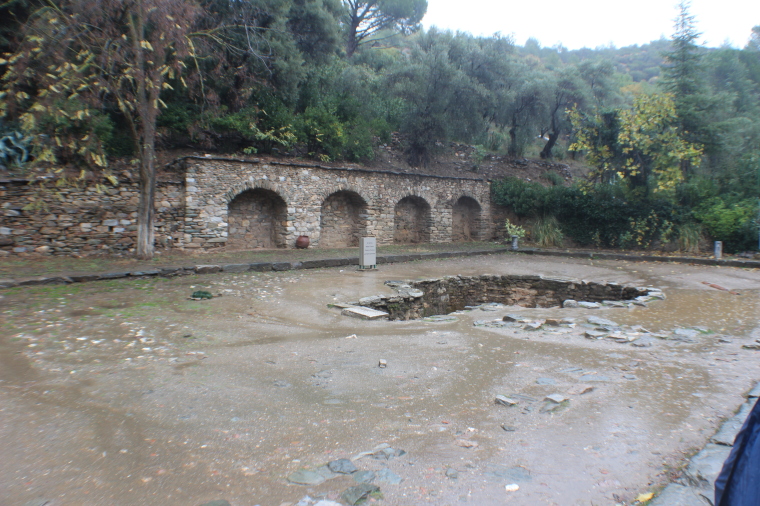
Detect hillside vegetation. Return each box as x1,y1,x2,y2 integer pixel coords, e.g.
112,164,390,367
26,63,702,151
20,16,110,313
1,0,759,254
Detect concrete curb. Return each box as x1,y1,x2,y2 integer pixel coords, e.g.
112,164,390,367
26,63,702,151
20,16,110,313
1,247,758,290
649,384,760,506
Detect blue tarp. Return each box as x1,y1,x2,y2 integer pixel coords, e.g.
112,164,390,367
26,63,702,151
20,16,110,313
715,397,760,506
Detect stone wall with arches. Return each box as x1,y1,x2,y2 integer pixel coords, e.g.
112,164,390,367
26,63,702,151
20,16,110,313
183,157,492,249
0,156,494,256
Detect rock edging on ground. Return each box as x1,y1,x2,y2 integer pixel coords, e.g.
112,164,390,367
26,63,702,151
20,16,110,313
650,383,760,506
2,247,760,291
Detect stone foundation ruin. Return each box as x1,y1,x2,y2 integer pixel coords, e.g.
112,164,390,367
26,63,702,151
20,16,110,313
351,275,659,320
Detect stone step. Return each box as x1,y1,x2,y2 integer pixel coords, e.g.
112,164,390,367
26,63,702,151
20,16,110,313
341,306,389,320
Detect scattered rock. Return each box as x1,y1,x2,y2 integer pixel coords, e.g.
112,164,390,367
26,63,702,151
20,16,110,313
375,468,403,484
566,384,594,395
341,484,380,506
505,484,520,492
273,380,291,388
314,464,341,478
579,374,610,382
631,337,656,347
287,470,326,485
445,468,459,479
523,321,544,331
623,374,637,380
544,394,567,403
673,328,700,341
501,424,517,432
495,395,518,406
742,344,760,350
353,470,376,483
423,315,458,322
328,458,357,474
584,330,607,339
378,359,387,368
587,316,618,327
484,464,532,483
370,447,406,460
455,439,479,448
562,300,579,308
503,314,528,322
536,377,556,385
578,301,601,309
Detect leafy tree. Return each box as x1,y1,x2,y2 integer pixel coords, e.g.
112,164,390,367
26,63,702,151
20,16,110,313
343,0,427,57
539,67,589,159
1,0,265,258
570,93,703,194
388,29,492,166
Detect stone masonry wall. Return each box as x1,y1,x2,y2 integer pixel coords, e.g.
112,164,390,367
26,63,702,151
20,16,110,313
0,178,185,256
354,275,651,320
0,157,492,256
185,157,492,249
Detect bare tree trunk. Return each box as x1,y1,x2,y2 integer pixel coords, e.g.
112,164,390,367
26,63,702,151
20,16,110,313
508,124,518,157
540,130,559,159
136,129,156,259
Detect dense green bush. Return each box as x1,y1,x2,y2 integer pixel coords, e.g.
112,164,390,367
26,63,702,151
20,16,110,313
492,177,680,249
695,197,758,252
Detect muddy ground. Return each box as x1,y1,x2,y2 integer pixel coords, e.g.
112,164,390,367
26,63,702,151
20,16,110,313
1,253,760,506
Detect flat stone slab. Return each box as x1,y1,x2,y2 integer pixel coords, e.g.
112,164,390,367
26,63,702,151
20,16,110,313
711,401,753,446
649,483,711,506
587,316,619,326
287,469,326,485
684,443,732,488
341,306,389,320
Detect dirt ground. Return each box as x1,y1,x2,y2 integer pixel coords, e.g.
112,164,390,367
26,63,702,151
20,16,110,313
2,253,760,506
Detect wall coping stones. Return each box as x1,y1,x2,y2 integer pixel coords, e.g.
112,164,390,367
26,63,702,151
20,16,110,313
248,262,273,272
195,265,221,274
180,156,489,183
99,272,130,279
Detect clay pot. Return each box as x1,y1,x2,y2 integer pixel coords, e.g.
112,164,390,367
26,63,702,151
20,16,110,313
295,235,310,249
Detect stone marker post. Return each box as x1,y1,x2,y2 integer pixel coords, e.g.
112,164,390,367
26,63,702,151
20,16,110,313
359,236,377,269
714,241,723,260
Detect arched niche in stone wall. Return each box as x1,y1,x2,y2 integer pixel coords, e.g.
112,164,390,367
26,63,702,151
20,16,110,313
227,188,287,249
452,196,482,242
319,190,368,248
393,195,431,244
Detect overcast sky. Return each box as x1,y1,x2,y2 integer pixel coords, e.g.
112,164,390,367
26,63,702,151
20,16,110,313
422,0,760,50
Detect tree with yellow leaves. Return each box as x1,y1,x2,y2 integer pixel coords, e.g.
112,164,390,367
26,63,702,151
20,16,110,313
570,93,703,196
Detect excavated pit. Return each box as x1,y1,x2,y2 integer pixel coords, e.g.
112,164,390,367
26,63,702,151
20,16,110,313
352,274,660,320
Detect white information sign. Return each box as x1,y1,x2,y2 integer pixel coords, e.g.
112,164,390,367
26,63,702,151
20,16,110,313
359,236,377,269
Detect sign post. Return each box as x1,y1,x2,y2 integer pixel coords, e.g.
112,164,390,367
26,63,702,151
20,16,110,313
359,236,376,270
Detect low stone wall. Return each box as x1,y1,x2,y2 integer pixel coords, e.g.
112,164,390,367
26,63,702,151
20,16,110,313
0,178,185,256
184,157,492,249
0,157,494,256
353,275,653,320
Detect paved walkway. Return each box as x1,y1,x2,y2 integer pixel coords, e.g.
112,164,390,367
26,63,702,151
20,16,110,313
1,246,759,290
